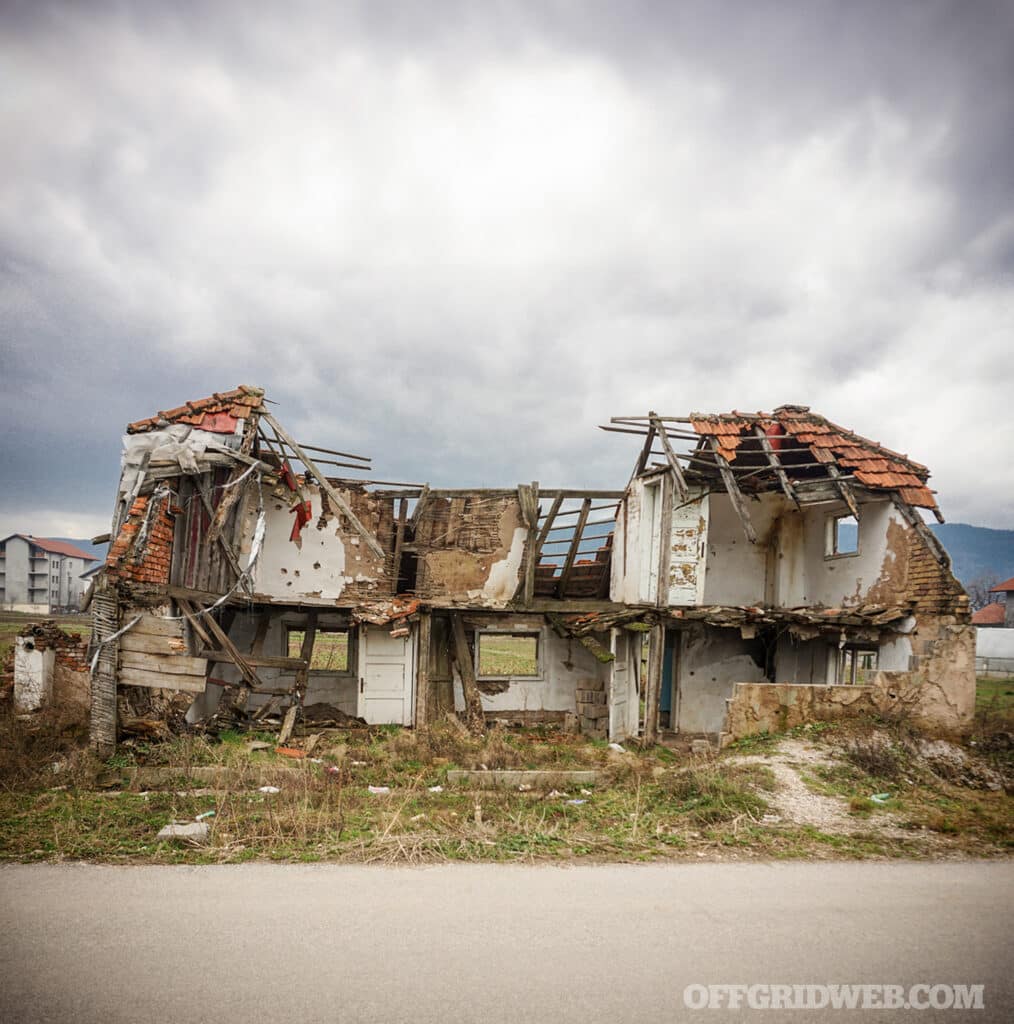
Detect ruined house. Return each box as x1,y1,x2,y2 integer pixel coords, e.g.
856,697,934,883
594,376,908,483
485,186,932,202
84,388,974,754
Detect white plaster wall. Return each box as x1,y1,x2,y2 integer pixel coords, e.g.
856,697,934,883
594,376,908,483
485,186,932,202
481,527,527,603
453,628,609,713
249,488,383,603
976,628,1014,660
702,492,784,606
609,479,647,605
774,497,902,608
14,638,55,712
878,634,913,672
676,627,766,734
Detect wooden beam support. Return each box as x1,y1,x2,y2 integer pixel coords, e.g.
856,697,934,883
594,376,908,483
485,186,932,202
706,437,757,544
825,462,861,520
650,412,689,503
643,623,664,745
558,498,592,596
199,650,308,670
280,612,317,744
450,613,484,733
753,426,799,507
176,599,214,651
520,481,540,607
656,473,673,608
410,484,431,529
187,600,265,690
261,411,385,558
414,611,432,730
634,422,657,476
193,477,249,588
392,498,408,590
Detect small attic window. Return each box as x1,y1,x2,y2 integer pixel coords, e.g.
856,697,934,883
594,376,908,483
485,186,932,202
826,513,859,557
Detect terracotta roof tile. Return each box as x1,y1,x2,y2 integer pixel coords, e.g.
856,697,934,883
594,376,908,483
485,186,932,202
127,386,265,433
972,602,1006,625
680,406,939,512
990,577,1014,593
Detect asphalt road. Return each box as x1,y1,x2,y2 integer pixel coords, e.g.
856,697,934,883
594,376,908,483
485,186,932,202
1,861,1010,1023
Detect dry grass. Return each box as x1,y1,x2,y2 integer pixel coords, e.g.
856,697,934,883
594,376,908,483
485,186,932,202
0,680,1011,864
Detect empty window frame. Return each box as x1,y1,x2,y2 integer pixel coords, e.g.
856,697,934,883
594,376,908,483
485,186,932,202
286,626,353,673
476,631,540,678
826,513,859,557
839,644,878,685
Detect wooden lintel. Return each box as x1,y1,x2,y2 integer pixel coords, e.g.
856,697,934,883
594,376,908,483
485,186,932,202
707,437,757,544
198,650,308,670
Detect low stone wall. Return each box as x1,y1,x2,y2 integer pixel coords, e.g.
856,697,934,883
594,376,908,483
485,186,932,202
725,668,974,743
724,683,883,742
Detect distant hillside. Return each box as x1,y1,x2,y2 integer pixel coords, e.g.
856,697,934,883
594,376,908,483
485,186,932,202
929,523,1014,588
55,537,108,564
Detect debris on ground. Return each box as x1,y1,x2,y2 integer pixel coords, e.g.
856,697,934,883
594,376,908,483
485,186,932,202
156,821,210,844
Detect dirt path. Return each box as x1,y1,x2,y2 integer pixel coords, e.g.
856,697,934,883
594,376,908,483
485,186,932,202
728,739,870,833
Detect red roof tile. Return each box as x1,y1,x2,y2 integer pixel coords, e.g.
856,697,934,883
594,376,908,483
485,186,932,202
4,536,98,560
126,386,265,434
990,577,1014,593
972,602,1006,624
685,406,938,512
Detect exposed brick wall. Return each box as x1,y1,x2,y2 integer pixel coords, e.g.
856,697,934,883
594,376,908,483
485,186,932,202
905,529,969,619
106,494,177,586
16,620,90,672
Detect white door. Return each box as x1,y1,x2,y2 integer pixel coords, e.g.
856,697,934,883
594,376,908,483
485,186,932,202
608,629,639,742
358,625,415,725
668,490,709,606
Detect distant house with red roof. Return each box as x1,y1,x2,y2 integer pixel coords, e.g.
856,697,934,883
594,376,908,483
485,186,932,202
985,577,1014,628
0,534,98,613
972,602,1006,627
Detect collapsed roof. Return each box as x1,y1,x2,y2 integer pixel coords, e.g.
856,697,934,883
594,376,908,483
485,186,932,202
603,403,941,526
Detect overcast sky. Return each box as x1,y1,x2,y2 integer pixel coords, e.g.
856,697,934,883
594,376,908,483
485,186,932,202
1,0,1012,540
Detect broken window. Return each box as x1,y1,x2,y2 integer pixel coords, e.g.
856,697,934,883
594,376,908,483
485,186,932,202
286,627,353,673
476,631,540,678
826,513,859,557
839,645,878,685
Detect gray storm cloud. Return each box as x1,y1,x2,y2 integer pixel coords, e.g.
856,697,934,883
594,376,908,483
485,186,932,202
1,0,1012,536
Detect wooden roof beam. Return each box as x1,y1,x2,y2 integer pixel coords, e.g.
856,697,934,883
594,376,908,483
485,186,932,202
707,437,757,543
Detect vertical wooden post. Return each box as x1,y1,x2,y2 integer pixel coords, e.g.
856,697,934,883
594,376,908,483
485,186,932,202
656,474,673,608
89,586,119,756
414,610,432,730
522,481,539,607
280,612,316,744
643,622,664,746
451,613,484,733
